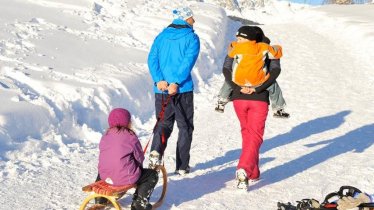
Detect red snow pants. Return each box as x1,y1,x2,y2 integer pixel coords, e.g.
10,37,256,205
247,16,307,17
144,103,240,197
233,100,268,179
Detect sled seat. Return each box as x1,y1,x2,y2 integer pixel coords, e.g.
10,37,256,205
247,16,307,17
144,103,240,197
80,180,136,210
80,165,168,210
82,180,136,197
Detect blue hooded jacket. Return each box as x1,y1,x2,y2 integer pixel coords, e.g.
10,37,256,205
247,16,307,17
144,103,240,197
148,19,200,93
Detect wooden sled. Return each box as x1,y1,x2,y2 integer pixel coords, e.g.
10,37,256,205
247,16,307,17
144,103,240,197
80,165,167,210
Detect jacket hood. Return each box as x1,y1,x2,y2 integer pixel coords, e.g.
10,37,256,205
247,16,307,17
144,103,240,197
160,19,194,40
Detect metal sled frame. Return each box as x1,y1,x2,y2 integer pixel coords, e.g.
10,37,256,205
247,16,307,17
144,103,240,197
79,165,167,210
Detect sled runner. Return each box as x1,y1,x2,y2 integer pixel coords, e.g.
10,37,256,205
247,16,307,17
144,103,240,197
79,165,167,210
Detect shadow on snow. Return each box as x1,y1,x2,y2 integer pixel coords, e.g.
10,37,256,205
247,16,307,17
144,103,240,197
251,122,374,190
156,110,374,206
261,110,351,153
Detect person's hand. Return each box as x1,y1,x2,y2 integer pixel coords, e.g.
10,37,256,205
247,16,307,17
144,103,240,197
247,87,256,94
157,81,168,91
240,87,256,94
168,83,179,95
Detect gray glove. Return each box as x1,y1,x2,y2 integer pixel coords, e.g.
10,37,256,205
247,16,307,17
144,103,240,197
337,193,371,210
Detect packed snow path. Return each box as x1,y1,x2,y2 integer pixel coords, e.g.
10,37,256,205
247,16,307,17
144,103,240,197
0,1,373,210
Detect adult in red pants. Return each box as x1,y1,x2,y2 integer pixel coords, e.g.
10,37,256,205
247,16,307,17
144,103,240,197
222,26,282,189
233,100,268,180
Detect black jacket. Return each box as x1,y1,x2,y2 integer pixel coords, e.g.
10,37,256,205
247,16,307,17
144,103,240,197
222,55,281,104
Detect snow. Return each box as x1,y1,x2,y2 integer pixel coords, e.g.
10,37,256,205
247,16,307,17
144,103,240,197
1,0,374,209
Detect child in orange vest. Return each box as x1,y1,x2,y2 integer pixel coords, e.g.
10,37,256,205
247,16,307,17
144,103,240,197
215,26,289,118
229,26,282,87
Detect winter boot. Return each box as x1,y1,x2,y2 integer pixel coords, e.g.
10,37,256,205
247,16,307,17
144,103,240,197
148,150,161,170
131,195,152,210
215,98,229,113
273,109,290,118
94,197,109,206
175,166,191,176
236,168,248,189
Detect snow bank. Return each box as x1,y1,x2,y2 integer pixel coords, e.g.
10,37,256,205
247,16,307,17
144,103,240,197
0,0,230,168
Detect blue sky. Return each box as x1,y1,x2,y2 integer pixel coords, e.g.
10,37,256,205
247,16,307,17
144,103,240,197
284,0,325,5
282,0,369,5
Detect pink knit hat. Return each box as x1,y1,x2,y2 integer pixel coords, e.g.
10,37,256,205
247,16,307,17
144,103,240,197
108,108,131,127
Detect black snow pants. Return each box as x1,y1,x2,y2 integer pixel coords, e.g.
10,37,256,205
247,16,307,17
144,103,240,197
95,168,158,205
150,92,194,171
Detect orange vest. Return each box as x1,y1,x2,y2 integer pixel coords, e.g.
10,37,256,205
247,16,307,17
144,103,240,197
228,41,282,87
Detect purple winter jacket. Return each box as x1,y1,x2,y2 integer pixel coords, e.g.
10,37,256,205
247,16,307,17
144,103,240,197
98,128,144,186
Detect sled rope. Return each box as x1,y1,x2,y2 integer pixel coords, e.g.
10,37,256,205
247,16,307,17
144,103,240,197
143,94,171,154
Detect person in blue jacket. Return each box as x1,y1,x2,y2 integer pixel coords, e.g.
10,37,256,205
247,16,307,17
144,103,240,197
147,6,200,176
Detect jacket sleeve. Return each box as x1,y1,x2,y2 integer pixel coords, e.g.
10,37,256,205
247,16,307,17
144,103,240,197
255,59,281,93
267,44,283,59
174,34,200,85
148,36,164,83
132,136,145,168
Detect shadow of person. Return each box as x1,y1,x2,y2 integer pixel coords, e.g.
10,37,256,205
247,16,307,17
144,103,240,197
193,149,241,171
149,111,357,207
261,110,351,154
195,111,351,172
251,123,374,190
151,158,274,208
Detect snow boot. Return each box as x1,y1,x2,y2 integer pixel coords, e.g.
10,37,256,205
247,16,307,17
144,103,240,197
235,168,248,189
175,166,191,176
148,150,161,169
214,98,229,113
273,109,290,118
94,197,110,206
131,195,152,210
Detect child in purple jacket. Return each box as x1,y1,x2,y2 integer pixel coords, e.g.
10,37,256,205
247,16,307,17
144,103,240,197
96,108,158,210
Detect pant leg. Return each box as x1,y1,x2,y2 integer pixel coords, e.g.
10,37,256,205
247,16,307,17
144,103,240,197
218,81,233,101
266,81,286,111
233,100,268,179
134,169,159,201
173,92,194,170
151,94,175,155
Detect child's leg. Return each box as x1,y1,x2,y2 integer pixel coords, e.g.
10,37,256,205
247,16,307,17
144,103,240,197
267,81,286,111
218,81,233,102
95,173,110,204
215,81,233,113
132,169,159,207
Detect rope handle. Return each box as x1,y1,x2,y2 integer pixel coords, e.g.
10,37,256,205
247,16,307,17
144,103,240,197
143,94,171,154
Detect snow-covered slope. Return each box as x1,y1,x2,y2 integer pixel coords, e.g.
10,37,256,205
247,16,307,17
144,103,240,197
0,0,373,209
